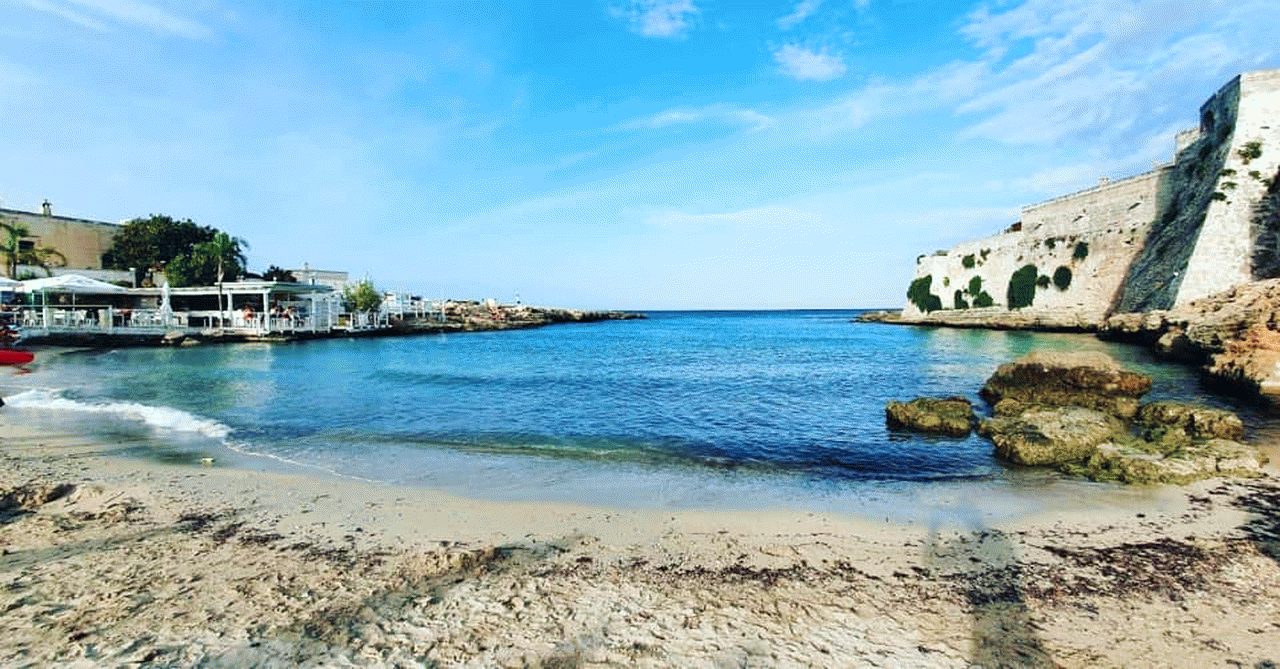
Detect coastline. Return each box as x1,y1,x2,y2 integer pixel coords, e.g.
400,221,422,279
3,418,1279,666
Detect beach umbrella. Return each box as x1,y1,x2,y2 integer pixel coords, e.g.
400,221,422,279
159,281,172,326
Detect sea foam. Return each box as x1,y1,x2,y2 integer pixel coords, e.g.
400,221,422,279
5,388,233,440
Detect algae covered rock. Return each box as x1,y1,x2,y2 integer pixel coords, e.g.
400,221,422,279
980,351,1152,419
1135,401,1245,441
1077,439,1268,485
885,397,976,437
979,407,1122,466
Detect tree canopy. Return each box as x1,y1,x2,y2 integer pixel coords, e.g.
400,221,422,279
343,279,383,312
261,265,297,282
164,232,249,287
104,215,248,287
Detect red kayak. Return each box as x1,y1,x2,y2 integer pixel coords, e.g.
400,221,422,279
0,349,34,365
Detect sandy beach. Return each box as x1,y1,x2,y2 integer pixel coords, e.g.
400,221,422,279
0,417,1276,668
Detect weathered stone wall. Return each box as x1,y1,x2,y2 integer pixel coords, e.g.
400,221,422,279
903,69,1280,328
0,207,119,275
1176,70,1280,304
907,169,1166,323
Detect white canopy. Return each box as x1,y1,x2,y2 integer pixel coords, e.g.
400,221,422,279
17,274,128,294
0,276,19,288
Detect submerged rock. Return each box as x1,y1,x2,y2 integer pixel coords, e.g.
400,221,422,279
1075,439,1268,485
980,351,1152,419
1135,401,1245,441
979,407,1122,466
885,397,976,437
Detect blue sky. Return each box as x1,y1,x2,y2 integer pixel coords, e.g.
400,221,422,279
1,0,1278,309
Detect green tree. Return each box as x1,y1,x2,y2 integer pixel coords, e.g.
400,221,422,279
103,215,218,282
261,265,297,282
343,280,383,312
161,232,248,288
0,217,67,278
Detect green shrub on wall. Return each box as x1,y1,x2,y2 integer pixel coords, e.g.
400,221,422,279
1053,266,1073,290
954,290,969,310
967,276,983,296
962,254,976,269
1007,264,1039,309
972,291,995,308
1036,275,1051,289
908,275,943,313
1072,242,1089,261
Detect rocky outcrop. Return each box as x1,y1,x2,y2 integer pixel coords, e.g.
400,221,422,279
885,397,976,437
979,407,1121,466
1077,439,1267,485
1135,401,1245,441
972,352,1268,484
980,351,1152,419
1101,278,1280,396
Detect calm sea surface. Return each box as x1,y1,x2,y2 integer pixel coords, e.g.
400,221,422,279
4,311,1272,520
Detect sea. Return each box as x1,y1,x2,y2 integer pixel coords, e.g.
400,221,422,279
3,310,1273,523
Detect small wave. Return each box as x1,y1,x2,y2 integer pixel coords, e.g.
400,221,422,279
4,388,233,440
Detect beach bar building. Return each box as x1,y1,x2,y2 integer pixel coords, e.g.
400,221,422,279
6,275,387,341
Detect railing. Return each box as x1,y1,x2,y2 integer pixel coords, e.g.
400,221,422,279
8,305,183,332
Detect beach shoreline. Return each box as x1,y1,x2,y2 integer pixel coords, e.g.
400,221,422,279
3,418,1279,666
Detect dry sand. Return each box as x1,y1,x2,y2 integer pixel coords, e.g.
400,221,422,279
1,419,1278,668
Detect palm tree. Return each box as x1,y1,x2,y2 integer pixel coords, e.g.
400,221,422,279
0,217,67,278
197,232,248,325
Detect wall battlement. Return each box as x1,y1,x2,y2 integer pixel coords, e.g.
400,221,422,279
902,69,1280,326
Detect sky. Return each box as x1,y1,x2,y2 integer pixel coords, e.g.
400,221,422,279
1,0,1278,309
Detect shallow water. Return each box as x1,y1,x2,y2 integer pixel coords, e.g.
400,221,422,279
3,311,1272,520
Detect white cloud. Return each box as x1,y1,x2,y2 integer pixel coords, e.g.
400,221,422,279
613,0,698,39
773,44,846,81
621,104,775,132
16,0,211,39
777,0,822,30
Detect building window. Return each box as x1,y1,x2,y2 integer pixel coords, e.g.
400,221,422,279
18,240,34,251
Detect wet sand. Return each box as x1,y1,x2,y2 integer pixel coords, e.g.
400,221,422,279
1,419,1279,667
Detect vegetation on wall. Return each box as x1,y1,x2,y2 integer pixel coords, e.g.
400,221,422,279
1072,241,1089,261
907,275,943,313
954,290,969,310
1035,275,1051,289
1006,264,1039,309
1053,266,1073,290
972,291,995,308
962,254,976,269
1238,140,1263,165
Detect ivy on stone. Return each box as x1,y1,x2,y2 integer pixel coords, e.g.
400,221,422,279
908,275,943,313
1053,266,1073,290
1007,264,1039,309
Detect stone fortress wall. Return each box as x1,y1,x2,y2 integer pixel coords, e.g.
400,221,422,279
902,70,1280,328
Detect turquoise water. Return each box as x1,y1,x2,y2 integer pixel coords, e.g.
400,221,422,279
2,311,1269,517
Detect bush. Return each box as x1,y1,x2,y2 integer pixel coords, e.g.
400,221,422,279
1072,241,1089,261
962,254,976,269
1045,238,1057,250
1238,141,1263,164
1007,264,1039,309
972,291,995,308
908,275,943,313
1211,191,1228,202
967,275,983,296
343,280,383,312
1222,181,1237,190
1036,275,1051,289
954,290,969,310
1053,266,1073,290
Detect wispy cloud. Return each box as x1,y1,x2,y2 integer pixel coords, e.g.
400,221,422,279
620,104,774,132
612,0,698,39
776,0,822,30
16,0,211,40
773,44,846,81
